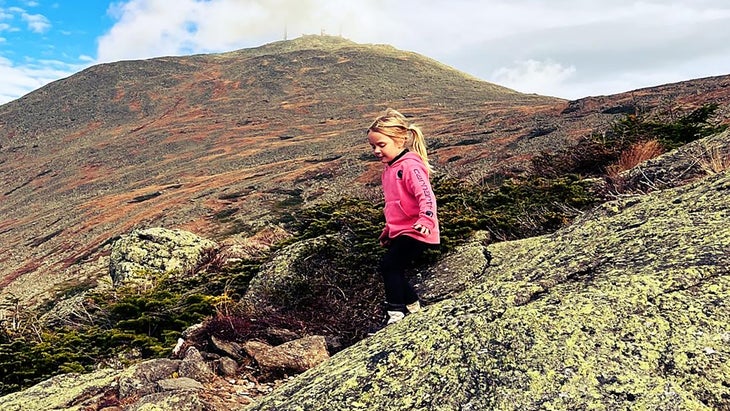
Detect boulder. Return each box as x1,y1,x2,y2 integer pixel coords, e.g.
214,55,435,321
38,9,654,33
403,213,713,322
179,347,216,383
243,335,330,377
241,234,346,310
108,227,217,290
218,356,240,377
118,358,181,399
211,335,245,361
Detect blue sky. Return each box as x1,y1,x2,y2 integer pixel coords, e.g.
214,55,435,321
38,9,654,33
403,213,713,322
0,1,108,102
1,0,730,105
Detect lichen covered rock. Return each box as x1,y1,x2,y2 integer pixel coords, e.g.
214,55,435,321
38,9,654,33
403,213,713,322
248,171,730,411
416,230,492,303
109,227,217,290
241,234,347,310
0,368,121,411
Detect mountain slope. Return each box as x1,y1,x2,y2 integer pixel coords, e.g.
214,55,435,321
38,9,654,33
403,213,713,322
1,34,729,313
0,35,554,309
2,136,728,410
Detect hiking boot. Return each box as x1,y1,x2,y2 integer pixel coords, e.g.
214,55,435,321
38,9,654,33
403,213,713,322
385,302,408,322
406,300,421,314
367,302,407,335
386,310,405,324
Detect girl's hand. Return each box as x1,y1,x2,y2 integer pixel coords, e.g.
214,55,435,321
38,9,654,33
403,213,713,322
413,224,430,236
379,230,391,247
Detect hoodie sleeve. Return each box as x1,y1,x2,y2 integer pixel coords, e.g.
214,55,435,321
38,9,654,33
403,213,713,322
403,161,438,230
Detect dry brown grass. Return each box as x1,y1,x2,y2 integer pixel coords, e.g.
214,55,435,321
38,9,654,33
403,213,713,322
698,142,730,174
606,139,665,177
231,224,292,260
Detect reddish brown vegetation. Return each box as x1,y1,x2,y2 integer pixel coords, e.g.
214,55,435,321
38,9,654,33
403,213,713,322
607,139,665,177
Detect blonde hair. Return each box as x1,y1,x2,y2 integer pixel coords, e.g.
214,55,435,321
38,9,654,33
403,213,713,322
368,108,433,173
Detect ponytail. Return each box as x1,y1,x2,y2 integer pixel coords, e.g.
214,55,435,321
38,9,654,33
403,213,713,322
408,125,433,174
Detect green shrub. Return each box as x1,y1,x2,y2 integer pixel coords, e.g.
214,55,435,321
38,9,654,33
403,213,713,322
608,102,727,150
530,136,617,178
283,197,385,267
434,174,597,243
0,276,234,395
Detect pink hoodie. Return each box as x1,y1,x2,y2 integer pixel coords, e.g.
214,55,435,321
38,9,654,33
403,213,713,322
380,151,440,244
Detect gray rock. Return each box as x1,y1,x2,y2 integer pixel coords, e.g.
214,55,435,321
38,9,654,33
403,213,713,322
108,227,217,290
118,358,181,399
181,323,205,340
128,390,206,411
156,377,205,391
242,335,330,377
218,356,240,377
179,347,215,383
211,335,245,361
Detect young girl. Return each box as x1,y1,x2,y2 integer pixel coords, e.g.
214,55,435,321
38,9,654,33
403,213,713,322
367,108,440,329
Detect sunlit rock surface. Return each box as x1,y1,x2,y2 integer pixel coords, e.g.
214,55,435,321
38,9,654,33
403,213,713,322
249,171,730,411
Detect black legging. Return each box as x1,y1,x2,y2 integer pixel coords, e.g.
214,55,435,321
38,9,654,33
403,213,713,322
380,235,428,306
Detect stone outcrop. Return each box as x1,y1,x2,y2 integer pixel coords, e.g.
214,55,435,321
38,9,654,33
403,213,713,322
415,230,492,303
242,335,330,378
0,368,120,411
108,227,217,290
248,170,730,410
241,234,347,311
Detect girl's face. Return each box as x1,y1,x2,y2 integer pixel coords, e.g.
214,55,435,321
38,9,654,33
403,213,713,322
367,130,404,164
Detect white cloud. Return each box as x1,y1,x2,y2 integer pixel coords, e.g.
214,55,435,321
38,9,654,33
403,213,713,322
20,11,50,33
438,1,730,98
97,0,358,62
0,56,85,103
491,59,576,97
